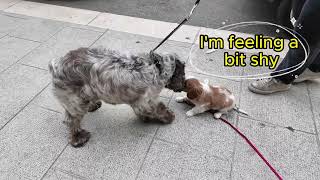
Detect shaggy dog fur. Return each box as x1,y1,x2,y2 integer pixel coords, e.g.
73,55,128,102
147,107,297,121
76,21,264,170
49,47,185,147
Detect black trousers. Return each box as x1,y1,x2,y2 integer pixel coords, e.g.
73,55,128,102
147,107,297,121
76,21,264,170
272,0,320,84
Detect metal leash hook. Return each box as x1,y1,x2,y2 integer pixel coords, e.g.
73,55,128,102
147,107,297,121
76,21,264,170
150,0,201,55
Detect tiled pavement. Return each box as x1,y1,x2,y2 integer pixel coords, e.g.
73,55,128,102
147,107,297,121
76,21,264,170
0,3,320,180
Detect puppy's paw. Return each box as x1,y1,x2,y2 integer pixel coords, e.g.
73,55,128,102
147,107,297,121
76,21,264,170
70,129,91,148
175,96,185,103
186,110,195,117
214,112,222,119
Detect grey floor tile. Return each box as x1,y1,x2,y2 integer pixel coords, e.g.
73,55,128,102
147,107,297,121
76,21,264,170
0,36,40,71
31,85,64,113
0,32,6,38
9,17,65,42
91,30,192,63
51,106,156,179
20,27,103,69
0,13,25,34
232,117,320,180
159,88,174,99
0,105,67,179
240,80,315,133
0,173,32,180
156,72,240,159
67,23,107,33
0,64,5,72
306,80,320,145
0,64,50,128
48,97,170,180
43,168,86,180
137,139,231,180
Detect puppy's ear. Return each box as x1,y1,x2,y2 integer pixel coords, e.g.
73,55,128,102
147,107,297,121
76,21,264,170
187,87,203,99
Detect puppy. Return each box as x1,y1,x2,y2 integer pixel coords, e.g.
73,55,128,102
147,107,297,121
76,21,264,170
49,47,185,147
176,77,236,119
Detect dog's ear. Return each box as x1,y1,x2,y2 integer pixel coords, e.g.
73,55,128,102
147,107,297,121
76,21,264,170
187,87,203,99
186,79,203,100
149,51,164,73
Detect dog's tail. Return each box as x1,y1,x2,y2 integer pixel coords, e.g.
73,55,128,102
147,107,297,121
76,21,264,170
233,105,248,116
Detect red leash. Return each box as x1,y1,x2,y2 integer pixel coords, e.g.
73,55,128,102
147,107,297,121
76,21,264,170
219,117,283,180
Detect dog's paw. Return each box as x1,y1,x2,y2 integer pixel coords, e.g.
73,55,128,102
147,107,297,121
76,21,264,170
159,109,175,124
88,101,102,112
175,96,185,103
186,110,195,117
70,129,91,148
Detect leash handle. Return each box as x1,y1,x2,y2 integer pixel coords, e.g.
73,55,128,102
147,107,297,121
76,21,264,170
219,117,283,180
152,0,201,52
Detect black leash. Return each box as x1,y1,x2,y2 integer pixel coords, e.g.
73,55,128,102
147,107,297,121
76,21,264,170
151,0,201,53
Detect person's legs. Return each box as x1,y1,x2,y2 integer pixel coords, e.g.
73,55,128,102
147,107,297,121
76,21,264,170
249,0,320,94
277,0,293,28
307,48,320,72
274,0,320,83
291,0,305,20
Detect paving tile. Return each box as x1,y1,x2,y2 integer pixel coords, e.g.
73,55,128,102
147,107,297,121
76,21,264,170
0,13,25,34
4,1,100,25
64,22,107,33
89,13,200,43
137,139,231,180
156,72,240,159
0,0,21,10
0,105,67,179
31,85,64,113
0,36,39,70
91,30,192,63
1,11,30,19
159,88,174,99
240,80,315,133
0,64,6,72
0,32,6,39
232,117,320,180
43,168,86,180
0,173,32,180
50,102,170,180
9,17,65,42
306,80,320,144
20,27,103,69
0,64,50,128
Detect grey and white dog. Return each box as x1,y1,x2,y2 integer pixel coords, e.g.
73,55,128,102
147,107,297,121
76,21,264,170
49,47,186,147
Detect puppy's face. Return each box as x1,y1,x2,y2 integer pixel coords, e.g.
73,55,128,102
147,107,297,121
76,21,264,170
165,54,186,92
185,78,203,99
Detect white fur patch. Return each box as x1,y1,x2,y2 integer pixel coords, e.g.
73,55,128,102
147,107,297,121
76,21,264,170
200,82,211,93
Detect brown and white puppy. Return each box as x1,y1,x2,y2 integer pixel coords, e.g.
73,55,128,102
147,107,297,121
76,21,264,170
176,77,235,119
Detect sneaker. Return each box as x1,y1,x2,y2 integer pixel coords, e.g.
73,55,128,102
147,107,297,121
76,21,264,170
248,78,291,95
293,68,320,83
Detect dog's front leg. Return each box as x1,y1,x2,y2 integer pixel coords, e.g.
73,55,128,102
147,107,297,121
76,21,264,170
186,104,209,117
65,111,91,148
